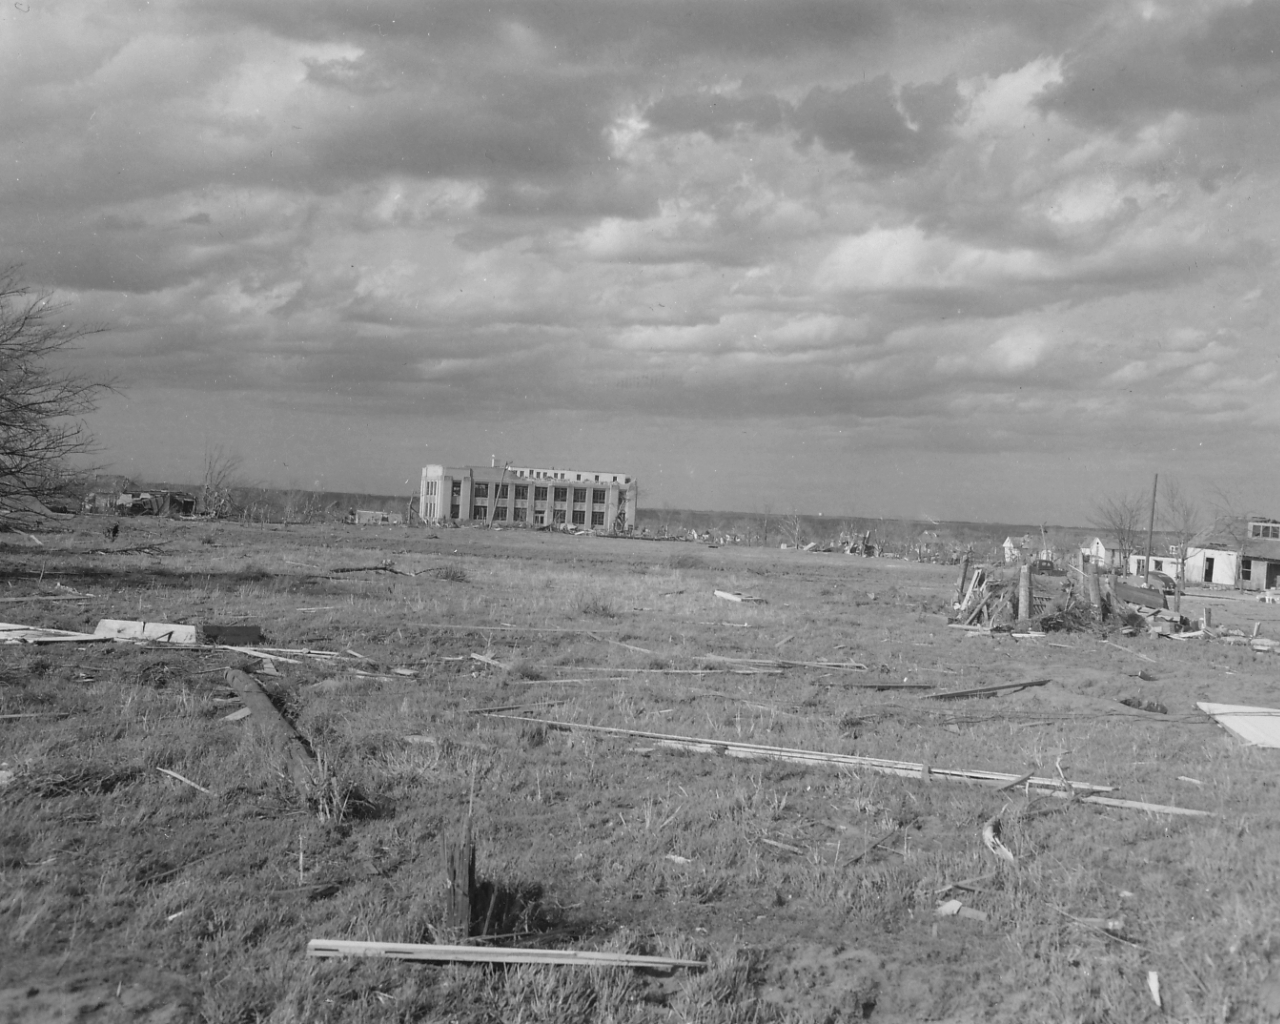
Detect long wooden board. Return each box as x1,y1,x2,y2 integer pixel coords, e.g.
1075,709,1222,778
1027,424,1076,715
928,679,1050,700
307,939,704,969
488,716,1214,816
487,715,1114,794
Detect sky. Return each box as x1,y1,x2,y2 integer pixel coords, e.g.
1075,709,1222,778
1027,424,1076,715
4,0,1279,524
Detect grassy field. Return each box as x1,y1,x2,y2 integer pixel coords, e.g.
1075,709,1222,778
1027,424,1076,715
2,516,1279,1023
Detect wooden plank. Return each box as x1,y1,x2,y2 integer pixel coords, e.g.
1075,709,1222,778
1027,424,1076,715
0,622,108,644
0,595,92,603
470,653,509,670
306,939,704,969
487,715,1115,794
699,654,870,672
928,679,1050,701
94,619,199,644
156,767,211,794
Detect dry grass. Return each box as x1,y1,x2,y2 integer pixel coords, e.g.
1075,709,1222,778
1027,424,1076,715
1,517,1279,1022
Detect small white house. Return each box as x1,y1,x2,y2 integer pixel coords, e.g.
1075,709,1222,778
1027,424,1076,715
1184,516,1280,590
1079,537,1126,569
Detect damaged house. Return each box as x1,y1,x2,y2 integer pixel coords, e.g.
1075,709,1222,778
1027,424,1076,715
1184,516,1280,591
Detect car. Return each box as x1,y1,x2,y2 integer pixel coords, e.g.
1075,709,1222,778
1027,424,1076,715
1144,570,1177,595
1029,559,1066,576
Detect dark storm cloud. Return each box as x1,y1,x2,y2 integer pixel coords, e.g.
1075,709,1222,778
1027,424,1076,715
793,75,963,170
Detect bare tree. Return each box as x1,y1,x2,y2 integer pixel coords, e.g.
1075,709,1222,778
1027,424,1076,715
1160,477,1202,609
1209,483,1251,591
1089,491,1147,575
0,268,108,513
201,445,243,518
783,508,805,548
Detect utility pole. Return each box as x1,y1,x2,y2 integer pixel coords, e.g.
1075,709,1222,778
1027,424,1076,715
1144,473,1158,585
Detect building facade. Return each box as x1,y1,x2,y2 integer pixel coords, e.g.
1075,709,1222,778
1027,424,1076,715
419,463,637,532
1184,517,1280,590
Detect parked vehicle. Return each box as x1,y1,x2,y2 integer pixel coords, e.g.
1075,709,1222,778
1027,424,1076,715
1144,570,1177,595
1029,559,1065,576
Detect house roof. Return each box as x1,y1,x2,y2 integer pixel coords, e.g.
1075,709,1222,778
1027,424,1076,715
1191,516,1280,561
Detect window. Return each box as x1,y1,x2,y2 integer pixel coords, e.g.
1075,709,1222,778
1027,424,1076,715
553,509,566,524
1243,559,1253,582
450,504,460,519
534,486,548,501
533,509,545,524
472,505,487,520
473,483,488,498
1135,559,1146,575
592,489,605,504
451,481,461,496
576,474,581,481
1252,523,1280,539
1153,559,1163,571
492,506,507,521
591,511,605,526
572,509,586,525
573,488,586,503
497,484,508,499
424,481,437,496
513,507,526,522
554,487,567,502
514,485,528,500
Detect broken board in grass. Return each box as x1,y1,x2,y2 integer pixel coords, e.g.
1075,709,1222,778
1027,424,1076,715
0,622,108,644
201,624,264,646
307,939,703,969
94,619,199,644
928,679,1051,700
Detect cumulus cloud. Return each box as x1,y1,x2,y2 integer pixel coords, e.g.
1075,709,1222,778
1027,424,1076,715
2,0,1278,518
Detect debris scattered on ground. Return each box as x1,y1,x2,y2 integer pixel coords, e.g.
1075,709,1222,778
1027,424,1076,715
1119,697,1167,715
936,899,988,922
981,816,1016,865
714,589,766,603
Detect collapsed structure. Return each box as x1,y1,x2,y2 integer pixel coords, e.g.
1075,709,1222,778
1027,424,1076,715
419,462,637,532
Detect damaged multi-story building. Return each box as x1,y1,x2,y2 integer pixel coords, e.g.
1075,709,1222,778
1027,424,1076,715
419,462,637,532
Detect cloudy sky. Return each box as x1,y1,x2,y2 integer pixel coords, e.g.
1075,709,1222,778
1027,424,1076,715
5,0,1279,523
